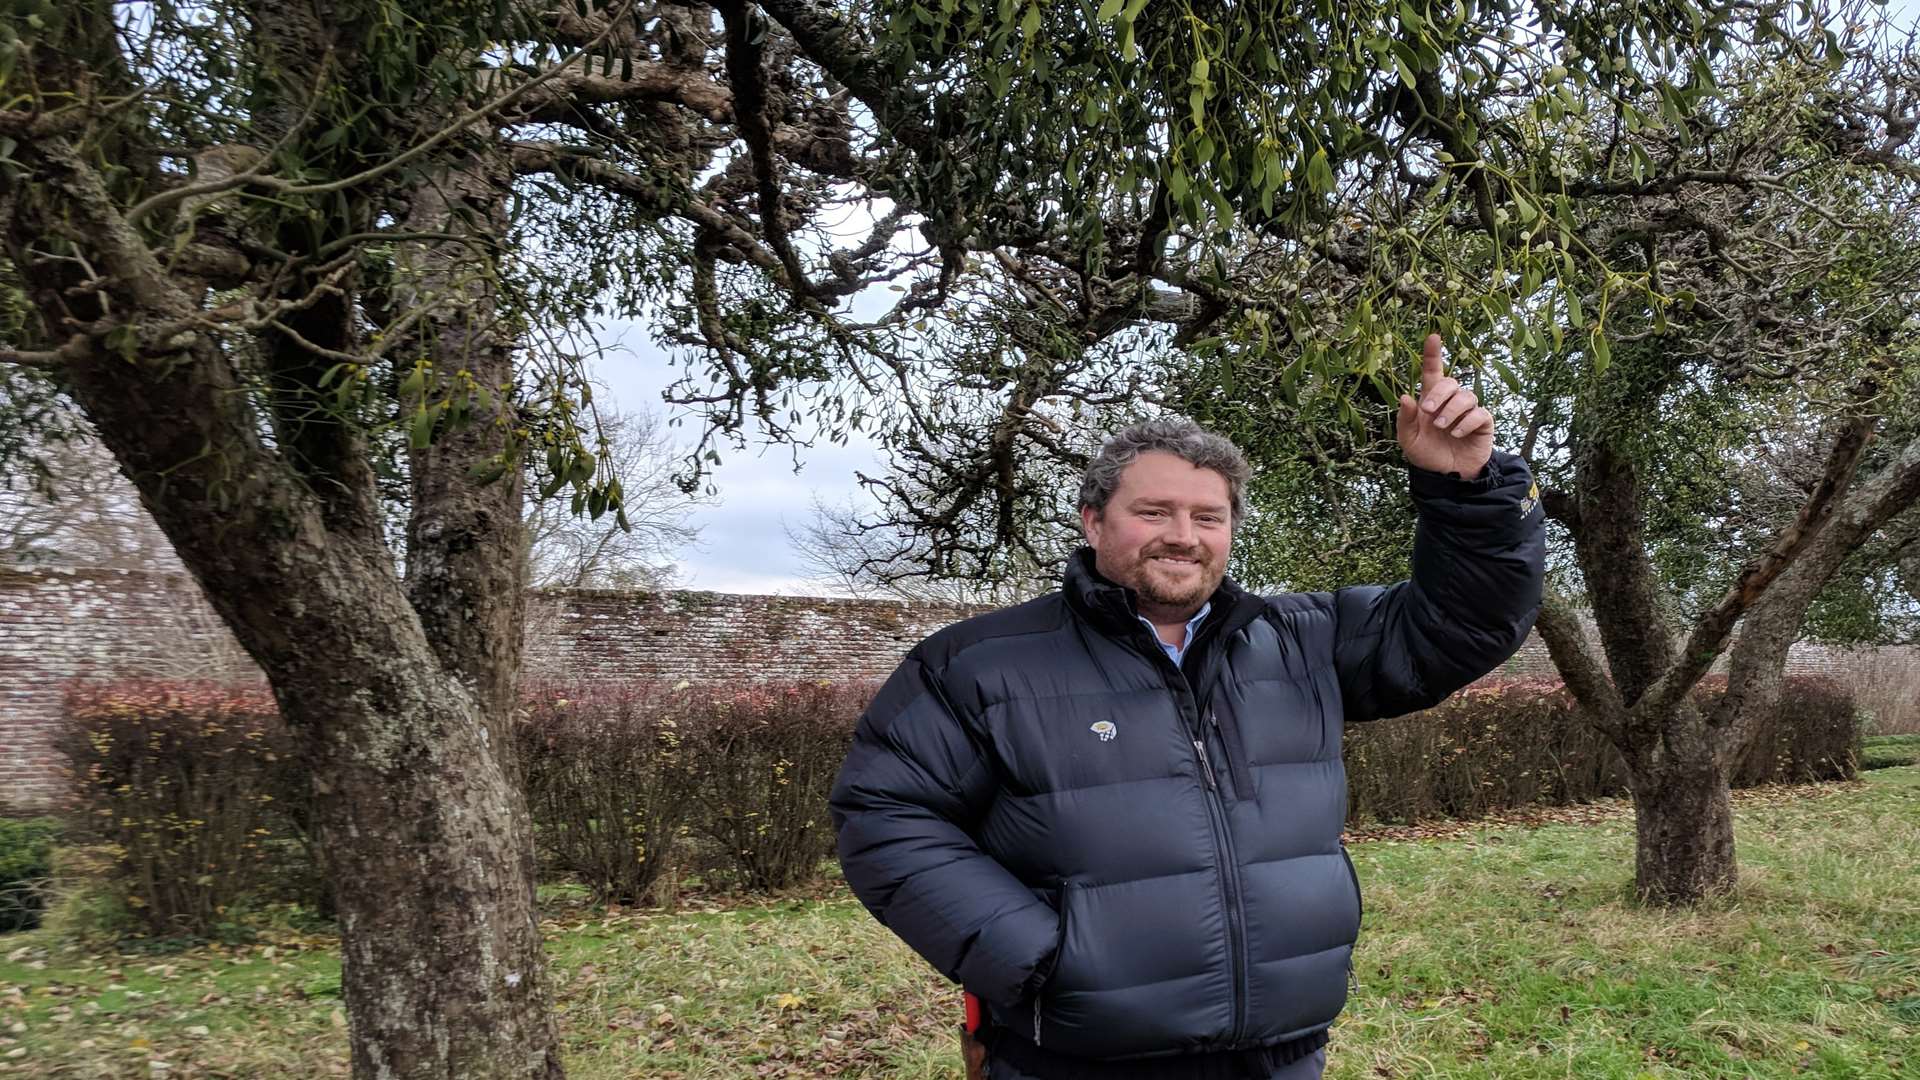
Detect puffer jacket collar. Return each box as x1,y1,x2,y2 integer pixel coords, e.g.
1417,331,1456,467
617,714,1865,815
1062,547,1267,660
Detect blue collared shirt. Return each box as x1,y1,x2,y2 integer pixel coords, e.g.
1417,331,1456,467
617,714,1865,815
1138,602,1212,666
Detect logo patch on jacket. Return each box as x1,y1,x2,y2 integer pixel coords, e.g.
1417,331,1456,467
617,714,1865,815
1520,481,1540,517
1090,721,1117,742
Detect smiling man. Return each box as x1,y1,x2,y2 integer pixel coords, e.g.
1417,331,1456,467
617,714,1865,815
831,336,1546,1079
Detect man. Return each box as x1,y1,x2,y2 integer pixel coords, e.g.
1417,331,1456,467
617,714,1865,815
831,336,1545,1079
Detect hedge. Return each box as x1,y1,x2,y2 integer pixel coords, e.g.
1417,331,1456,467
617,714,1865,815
54,674,1858,923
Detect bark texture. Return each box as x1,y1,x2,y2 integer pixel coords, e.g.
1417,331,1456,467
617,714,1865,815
1,7,565,1076
1551,389,1920,905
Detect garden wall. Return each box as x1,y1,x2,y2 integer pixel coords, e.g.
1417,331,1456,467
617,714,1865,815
0,566,1856,810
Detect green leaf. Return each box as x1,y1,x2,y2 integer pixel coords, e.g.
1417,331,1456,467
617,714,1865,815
408,406,434,450
1019,2,1039,38
1589,328,1612,374
1393,54,1415,89
1306,147,1332,193
1208,185,1235,231
1488,355,1523,394
1096,0,1122,20
105,324,139,363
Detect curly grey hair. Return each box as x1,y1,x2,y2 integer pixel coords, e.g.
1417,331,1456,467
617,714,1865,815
1078,418,1251,525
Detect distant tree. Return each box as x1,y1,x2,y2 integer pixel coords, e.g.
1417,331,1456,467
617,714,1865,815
790,496,1055,604
0,421,180,571
523,407,705,590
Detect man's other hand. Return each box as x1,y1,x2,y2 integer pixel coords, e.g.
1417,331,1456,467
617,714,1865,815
1396,334,1495,478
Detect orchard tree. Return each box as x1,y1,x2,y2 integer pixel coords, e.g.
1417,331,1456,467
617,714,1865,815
0,2,1839,1077
676,0,1812,591
798,0,1920,902
0,1,914,1075
1176,12,1920,903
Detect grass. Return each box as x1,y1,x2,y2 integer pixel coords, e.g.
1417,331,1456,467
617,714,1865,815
2,768,1917,1079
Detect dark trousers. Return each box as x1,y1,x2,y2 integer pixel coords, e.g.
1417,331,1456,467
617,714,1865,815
985,1047,1327,1080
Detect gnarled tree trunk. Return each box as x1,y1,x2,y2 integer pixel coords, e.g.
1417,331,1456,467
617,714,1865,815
1541,372,1920,906
1,5,566,1075
1623,712,1738,904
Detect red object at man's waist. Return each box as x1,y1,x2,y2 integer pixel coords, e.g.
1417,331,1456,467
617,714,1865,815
964,991,982,1033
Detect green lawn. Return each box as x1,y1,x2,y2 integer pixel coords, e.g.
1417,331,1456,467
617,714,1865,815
3,769,1917,1079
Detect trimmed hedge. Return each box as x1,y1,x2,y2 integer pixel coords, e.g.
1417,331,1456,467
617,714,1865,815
1346,675,1860,824
517,680,866,902
1863,735,1920,771
55,674,1858,919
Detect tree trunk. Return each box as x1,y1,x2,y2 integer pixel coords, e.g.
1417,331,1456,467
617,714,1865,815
6,70,566,1080
1625,710,1738,904
277,641,561,1079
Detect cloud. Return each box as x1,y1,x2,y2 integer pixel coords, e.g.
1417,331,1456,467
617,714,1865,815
587,321,884,595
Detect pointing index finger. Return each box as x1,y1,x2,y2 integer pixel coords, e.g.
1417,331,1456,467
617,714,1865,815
1421,333,1446,390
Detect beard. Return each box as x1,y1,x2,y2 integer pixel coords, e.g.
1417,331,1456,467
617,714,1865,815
1108,543,1225,613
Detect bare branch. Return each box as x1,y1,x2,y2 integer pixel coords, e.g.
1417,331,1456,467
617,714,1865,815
1534,594,1629,745
1636,409,1878,720
719,0,818,299
0,335,91,370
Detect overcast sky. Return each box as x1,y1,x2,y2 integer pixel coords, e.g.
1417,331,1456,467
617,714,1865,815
589,321,885,595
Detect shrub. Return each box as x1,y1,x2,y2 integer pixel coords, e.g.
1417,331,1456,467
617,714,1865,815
51,667,1856,915
684,682,864,891
0,817,61,933
1346,675,1860,824
1346,679,1622,823
1718,676,1859,786
1862,734,1920,771
517,682,705,904
55,682,304,937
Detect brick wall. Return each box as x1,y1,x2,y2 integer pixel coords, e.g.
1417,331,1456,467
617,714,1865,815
0,567,986,811
0,567,1861,812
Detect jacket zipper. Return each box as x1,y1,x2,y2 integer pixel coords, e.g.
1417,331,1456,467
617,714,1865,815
1341,844,1364,999
1206,742,1249,1044
1207,708,1253,796
1193,737,1219,790
1033,882,1072,1046
1141,627,1249,1047
1188,694,1248,1043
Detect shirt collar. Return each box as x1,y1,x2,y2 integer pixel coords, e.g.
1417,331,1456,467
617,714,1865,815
1139,601,1212,665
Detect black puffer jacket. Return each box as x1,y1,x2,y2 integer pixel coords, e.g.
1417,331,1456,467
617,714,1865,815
830,453,1546,1068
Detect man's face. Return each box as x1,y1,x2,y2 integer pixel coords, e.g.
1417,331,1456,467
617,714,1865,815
1081,451,1234,619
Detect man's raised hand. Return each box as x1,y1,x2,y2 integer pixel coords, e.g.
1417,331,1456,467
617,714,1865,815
1395,334,1494,478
